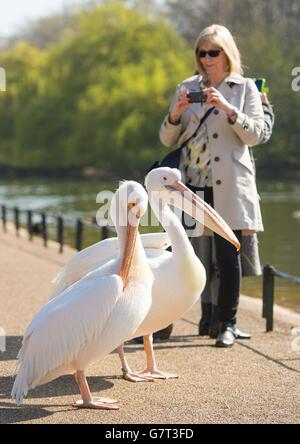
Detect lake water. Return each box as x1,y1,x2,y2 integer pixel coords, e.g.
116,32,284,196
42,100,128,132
0,178,299,312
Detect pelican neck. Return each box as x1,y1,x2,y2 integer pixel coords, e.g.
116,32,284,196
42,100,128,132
149,192,194,259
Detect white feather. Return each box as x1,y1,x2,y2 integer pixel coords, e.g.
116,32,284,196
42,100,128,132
48,171,206,344
12,272,122,405
11,181,154,405
50,232,170,299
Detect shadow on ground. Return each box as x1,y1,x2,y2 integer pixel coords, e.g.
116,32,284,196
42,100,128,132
0,401,55,424
0,375,115,424
237,341,300,374
2,335,210,363
122,335,214,354
1,375,114,399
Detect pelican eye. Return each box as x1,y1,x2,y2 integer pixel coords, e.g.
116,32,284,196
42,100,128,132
128,202,136,209
163,177,167,181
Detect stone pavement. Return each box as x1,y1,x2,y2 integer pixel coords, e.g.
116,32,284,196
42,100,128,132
0,226,299,424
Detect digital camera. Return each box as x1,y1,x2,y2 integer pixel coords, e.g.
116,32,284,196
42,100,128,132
187,90,207,103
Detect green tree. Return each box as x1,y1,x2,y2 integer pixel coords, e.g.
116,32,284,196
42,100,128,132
0,3,192,177
165,0,300,176
0,42,48,167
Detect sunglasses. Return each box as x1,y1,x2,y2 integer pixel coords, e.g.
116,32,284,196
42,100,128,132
196,49,223,58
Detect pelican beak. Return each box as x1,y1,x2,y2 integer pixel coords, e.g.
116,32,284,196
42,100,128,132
119,208,141,288
168,181,240,251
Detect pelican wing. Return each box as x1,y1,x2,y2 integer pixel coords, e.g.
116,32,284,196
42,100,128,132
12,272,123,405
50,232,169,299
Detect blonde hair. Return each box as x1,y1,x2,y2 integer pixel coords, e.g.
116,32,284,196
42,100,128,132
194,24,243,76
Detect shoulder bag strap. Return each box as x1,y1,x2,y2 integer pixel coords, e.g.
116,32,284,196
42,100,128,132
146,106,216,174
179,106,215,149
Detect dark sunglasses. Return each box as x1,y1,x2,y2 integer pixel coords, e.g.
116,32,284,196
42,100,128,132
196,48,223,58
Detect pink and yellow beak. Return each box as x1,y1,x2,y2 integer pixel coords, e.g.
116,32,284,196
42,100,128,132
119,204,141,288
169,181,240,251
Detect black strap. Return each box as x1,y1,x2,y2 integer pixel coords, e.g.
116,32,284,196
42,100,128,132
179,106,215,149
200,106,215,125
146,107,215,174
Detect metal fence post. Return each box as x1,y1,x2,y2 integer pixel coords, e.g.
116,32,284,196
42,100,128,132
262,264,275,332
102,225,109,240
27,210,33,241
76,219,83,251
14,207,20,236
1,205,6,232
57,216,64,254
41,213,47,247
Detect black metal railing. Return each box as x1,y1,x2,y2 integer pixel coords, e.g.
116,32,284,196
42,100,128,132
262,264,300,332
2,204,298,334
1,204,6,232
0,204,114,253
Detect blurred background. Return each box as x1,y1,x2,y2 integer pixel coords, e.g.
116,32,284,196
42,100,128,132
0,0,299,310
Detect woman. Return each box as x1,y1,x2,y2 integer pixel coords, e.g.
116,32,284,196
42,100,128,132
197,91,275,340
159,24,265,347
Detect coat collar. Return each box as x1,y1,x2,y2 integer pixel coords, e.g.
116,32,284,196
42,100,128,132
197,72,245,86
224,73,245,85
193,72,245,104
218,82,234,101
218,73,245,100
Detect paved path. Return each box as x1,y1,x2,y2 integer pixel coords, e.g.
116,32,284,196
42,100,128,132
0,226,299,424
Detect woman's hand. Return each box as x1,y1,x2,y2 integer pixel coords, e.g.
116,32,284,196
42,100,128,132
169,88,191,124
203,87,233,113
203,86,237,122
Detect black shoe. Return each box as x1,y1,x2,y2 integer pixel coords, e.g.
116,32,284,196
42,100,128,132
129,324,174,344
215,323,236,348
208,304,219,339
199,303,212,336
130,335,143,344
153,324,173,341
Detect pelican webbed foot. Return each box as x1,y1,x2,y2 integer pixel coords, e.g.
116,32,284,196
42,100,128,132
74,370,120,410
121,367,154,383
74,398,120,410
138,368,178,380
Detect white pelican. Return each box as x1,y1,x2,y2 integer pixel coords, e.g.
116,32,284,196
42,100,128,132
50,168,239,382
11,181,153,409
50,232,170,299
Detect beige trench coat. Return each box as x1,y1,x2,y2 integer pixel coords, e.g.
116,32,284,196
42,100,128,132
159,73,265,232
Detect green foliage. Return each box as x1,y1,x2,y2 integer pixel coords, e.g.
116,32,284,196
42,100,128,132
0,3,192,177
236,30,300,174
165,0,300,176
0,0,299,177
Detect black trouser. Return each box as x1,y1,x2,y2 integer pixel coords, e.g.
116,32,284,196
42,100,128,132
187,185,242,326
